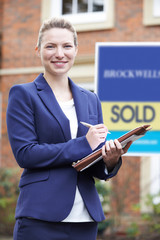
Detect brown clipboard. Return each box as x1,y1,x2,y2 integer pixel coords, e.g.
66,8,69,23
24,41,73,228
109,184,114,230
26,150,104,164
73,125,151,172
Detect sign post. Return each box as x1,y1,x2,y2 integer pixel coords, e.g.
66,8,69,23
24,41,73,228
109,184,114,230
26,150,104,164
95,43,160,155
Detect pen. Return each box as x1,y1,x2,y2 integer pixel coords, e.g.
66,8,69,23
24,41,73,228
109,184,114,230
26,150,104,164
80,121,93,128
80,121,111,134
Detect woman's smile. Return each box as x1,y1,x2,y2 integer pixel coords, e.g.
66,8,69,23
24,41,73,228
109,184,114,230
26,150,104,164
51,60,68,67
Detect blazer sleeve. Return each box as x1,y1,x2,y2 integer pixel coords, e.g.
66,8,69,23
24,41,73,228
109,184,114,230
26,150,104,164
6,85,93,169
84,93,122,181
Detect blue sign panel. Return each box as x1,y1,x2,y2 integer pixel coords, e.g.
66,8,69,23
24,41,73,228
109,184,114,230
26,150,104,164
95,43,160,154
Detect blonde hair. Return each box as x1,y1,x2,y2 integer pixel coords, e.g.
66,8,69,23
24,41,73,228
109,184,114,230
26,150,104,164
36,17,78,50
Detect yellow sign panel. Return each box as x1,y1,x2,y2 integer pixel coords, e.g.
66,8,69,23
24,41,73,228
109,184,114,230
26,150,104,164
101,102,160,131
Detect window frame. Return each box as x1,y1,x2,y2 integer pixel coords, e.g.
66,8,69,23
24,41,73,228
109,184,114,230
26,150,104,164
41,0,115,31
143,0,160,26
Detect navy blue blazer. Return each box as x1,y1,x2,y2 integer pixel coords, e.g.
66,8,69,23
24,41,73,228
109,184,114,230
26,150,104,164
7,73,122,222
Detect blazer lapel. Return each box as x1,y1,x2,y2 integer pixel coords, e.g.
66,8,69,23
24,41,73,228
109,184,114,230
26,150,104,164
34,74,71,142
69,78,90,137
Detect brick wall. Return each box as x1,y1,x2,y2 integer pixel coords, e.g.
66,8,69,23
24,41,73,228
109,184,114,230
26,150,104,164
1,73,39,168
1,0,41,69
0,0,159,215
1,0,41,168
111,156,141,216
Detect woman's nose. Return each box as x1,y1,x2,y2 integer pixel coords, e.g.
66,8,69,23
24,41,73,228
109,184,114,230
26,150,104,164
55,46,64,58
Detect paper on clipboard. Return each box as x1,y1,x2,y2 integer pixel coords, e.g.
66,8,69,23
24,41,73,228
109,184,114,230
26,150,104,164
73,125,152,172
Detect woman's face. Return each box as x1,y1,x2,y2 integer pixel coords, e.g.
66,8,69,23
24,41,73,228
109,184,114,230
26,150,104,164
39,28,78,78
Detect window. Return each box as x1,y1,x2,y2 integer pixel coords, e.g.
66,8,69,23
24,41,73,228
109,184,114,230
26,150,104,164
140,156,160,213
62,0,104,15
153,0,160,17
143,0,160,25
60,0,106,24
41,0,115,31
150,156,160,204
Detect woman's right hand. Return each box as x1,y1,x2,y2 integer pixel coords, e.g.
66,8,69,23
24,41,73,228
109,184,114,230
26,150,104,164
86,124,108,150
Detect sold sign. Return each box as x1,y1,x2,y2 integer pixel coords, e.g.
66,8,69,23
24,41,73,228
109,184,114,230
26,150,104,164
95,43,160,154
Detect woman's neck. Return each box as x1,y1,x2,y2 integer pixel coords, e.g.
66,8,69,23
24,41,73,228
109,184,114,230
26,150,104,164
43,72,73,102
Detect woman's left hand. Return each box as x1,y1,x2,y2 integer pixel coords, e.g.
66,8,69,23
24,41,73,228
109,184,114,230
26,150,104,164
102,139,132,172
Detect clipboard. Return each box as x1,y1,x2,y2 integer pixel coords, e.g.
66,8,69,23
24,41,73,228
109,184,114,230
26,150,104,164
73,125,151,172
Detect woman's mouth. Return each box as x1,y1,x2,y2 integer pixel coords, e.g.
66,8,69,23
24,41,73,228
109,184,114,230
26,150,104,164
51,61,67,67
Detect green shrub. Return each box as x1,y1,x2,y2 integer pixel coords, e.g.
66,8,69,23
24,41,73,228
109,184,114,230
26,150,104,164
142,193,160,234
126,222,139,238
95,180,112,235
0,168,20,235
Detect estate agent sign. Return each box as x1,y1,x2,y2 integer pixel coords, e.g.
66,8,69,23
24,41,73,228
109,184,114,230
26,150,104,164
95,43,160,154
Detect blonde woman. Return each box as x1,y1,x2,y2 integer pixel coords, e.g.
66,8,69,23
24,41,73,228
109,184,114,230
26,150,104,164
7,17,131,240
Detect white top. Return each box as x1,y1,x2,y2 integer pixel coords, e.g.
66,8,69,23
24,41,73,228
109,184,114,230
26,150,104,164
58,99,93,222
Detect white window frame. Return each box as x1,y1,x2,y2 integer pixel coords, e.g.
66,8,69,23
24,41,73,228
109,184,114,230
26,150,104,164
143,0,160,25
150,156,160,204
140,156,160,213
41,0,115,31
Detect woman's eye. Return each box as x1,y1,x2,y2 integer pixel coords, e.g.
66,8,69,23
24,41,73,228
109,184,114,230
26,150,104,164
46,45,54,49
64,45,72,49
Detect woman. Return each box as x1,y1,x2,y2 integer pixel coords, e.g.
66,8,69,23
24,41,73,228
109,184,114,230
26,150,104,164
7,17,131,240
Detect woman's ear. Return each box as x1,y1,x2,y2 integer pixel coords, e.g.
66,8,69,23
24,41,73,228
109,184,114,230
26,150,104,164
35,46,40,57
75,46,78,56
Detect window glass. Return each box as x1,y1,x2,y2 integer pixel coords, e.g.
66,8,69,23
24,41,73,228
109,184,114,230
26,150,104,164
63,0,72,15
78,0,88,13
62,0,105,15
153,0,160,17
93,0,104,12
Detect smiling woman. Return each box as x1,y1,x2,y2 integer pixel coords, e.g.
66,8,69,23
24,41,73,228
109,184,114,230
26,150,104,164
38,28,77,96
35,18,78,102
7,17,130,240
